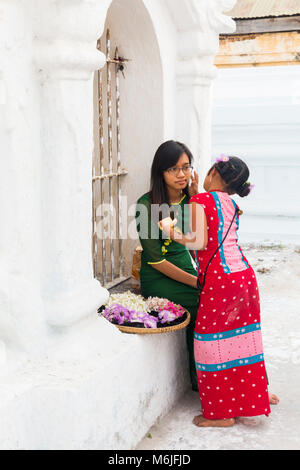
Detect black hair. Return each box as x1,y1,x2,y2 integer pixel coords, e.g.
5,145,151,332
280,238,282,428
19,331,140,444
149,140,194,205
209,156,251,198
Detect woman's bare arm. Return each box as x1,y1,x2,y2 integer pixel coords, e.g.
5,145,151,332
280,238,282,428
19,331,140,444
152,260,197,288
161,202,208,250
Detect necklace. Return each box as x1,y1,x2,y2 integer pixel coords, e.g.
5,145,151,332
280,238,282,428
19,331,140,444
169,190,184,205
170,194,186,205
209,189,227,193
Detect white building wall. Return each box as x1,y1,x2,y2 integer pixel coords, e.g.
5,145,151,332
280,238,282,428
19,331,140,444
212,65,300,244
0,0,237,449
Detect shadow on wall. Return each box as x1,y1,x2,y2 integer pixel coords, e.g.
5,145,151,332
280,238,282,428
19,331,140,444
93,0,164,281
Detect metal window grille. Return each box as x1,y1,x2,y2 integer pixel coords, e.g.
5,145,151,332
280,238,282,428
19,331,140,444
92,29,129,289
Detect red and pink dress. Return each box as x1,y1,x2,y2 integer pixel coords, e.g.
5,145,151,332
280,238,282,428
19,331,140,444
189,191,271,420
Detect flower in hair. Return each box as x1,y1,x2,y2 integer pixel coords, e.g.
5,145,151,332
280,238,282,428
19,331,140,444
216,154,229,163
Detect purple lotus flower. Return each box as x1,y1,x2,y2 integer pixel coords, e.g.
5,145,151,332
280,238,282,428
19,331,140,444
144,316,158,329
159,310,177,324
102,303,159,328
103,303,132,325
130,311,148,324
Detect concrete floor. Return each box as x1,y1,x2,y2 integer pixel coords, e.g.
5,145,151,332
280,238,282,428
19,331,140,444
135,245,300,450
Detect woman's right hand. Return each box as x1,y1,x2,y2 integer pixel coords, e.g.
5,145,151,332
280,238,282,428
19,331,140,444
158,217,177,237
189,170,199,197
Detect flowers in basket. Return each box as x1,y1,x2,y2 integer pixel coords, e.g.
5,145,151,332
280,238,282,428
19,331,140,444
98,292,186,329
146,297,185,325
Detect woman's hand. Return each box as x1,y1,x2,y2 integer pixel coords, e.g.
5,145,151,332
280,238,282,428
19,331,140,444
152,259,199,289
189,170,199,197
158,217,177,237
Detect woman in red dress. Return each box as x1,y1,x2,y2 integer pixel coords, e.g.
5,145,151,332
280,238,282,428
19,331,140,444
161,155,275,427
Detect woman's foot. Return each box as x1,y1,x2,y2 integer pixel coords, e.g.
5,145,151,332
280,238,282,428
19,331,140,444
269,393,279,405
193,415,235,428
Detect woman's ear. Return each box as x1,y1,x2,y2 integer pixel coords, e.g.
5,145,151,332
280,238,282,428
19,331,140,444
211,167,218,177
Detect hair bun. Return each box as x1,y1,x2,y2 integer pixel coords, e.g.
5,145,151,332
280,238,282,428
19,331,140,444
214,156,251,198
236,181,251,198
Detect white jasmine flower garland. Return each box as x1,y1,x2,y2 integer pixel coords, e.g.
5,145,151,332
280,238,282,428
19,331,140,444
105,291,150,313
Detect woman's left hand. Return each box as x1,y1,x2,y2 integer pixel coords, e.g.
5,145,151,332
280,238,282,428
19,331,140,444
189,170,199,197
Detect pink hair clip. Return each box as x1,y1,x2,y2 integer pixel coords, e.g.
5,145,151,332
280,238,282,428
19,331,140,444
216,154,229,163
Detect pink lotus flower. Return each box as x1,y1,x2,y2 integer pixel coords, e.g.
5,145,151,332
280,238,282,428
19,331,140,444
158,301,185,320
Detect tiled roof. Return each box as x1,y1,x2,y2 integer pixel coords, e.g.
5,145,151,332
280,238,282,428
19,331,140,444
227,0,300,19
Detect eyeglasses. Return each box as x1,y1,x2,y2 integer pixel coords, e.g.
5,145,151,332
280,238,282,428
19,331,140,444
166,165,193,176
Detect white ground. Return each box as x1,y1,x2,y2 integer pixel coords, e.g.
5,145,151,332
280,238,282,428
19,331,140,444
136,244,300,450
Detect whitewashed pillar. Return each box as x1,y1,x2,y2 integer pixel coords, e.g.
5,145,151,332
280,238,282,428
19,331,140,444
0,0,48,353
33,0,113,328
0,0,113,353
168,0,237,179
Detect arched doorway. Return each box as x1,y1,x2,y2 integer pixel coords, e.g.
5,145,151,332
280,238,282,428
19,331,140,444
92,0,164,288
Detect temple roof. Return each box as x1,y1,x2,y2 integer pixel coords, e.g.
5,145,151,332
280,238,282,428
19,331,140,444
227,0,300,19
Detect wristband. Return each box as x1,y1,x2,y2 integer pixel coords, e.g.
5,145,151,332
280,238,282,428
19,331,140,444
197,278,203,293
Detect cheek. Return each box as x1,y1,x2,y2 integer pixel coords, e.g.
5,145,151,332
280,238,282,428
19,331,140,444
163,173,172,186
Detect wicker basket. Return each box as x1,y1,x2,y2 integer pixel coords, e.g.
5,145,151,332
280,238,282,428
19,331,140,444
116,310,191,335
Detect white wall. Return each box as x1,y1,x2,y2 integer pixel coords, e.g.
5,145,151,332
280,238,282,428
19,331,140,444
212,65,300,244
0,0,191,450
0,316,189,450
0,0,235,450
94,0,166,277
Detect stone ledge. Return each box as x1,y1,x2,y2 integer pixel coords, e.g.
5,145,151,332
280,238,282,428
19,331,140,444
0,315,189,450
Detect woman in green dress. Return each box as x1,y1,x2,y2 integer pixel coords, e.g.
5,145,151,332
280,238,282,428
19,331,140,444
135,141,201,391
